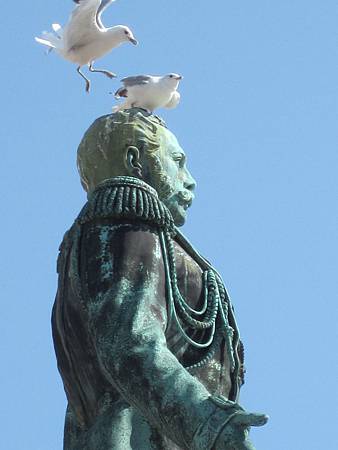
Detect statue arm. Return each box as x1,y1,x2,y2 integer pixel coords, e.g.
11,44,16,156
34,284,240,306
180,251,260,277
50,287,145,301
80,222,266,449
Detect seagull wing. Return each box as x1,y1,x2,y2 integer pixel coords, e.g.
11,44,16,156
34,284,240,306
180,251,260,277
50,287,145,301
96,0,116,28
165,91,181,109
63,0,102,50
114,86,128,98
121,75,153,87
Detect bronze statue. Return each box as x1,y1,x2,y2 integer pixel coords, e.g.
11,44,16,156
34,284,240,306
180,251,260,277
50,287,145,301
53,108,268,449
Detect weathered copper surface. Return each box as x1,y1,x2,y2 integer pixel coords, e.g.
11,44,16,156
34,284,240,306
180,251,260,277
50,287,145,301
53,109,267,449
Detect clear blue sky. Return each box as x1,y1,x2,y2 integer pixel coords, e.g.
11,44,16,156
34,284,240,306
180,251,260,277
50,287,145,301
1,1,337,449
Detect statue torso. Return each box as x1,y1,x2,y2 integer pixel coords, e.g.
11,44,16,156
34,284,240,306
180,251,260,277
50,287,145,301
53,179,242,450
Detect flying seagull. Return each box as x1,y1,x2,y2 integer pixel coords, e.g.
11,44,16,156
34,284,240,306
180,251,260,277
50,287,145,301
35,0,138,92
113,73,182,113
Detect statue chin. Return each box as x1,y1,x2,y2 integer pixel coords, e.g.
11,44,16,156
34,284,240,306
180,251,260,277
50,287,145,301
164,201,188,227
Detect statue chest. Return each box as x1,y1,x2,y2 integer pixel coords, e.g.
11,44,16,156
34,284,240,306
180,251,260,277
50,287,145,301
165,239,233,398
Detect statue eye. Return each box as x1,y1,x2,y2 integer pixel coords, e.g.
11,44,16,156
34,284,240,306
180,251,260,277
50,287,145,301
173,155,183,166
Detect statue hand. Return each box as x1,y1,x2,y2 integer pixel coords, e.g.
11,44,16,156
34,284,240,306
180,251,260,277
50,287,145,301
214,411,268,450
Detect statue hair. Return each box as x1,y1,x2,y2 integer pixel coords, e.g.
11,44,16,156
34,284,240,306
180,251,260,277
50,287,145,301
77,108,169,195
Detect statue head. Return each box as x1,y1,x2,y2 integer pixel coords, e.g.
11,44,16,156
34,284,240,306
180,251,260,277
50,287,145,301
77,108,196,226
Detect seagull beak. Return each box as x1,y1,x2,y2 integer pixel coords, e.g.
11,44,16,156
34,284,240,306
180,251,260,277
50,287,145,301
129,37,138,45
175,75,183,80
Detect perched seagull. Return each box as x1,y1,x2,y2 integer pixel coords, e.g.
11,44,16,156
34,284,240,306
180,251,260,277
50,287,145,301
113,73,182,112
35,0,138,92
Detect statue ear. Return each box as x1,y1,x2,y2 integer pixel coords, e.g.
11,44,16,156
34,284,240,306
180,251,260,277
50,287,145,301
125,146,143,178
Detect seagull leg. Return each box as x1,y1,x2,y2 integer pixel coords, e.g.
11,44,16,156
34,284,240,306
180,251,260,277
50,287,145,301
89,63,116,79
77,66,91,93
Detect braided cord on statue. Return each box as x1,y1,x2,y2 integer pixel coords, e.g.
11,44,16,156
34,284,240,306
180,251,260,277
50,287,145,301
174,230,243,398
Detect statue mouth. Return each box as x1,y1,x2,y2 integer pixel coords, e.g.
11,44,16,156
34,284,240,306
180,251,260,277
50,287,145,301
178,191,193,210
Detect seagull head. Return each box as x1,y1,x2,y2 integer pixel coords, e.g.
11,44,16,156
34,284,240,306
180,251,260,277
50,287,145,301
117,26,138,45
162,73,183,89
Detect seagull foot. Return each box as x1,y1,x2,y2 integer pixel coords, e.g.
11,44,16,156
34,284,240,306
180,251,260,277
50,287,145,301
88,64,116,79
85,80,91,93
104,71,117,79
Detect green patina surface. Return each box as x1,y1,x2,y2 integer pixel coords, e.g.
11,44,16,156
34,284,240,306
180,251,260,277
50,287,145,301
53,108,268,450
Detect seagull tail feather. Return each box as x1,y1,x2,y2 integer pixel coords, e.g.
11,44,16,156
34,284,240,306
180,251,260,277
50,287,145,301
52,23,62,33
35,36,57,49
35,25,64,51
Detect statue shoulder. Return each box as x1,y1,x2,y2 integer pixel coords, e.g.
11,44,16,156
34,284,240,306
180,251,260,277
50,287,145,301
76,177,175,233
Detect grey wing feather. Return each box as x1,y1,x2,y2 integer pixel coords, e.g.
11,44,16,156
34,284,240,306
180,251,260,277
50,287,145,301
66,0,101,48
97,0,115,13
96,0,115,28
121,75,152,87
114,87,128,98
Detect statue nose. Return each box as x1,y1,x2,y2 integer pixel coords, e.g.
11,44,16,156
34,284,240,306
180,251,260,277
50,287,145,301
184,171,196,192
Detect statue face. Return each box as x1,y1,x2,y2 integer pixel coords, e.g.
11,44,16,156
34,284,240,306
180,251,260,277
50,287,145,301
145,128,196,226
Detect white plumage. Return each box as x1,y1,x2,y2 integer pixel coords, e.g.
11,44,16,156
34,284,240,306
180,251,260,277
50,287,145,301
113,74,182,113
35,0,138,92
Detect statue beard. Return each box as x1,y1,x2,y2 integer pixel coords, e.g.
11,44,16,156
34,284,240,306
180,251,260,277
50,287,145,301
146,155,194,221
